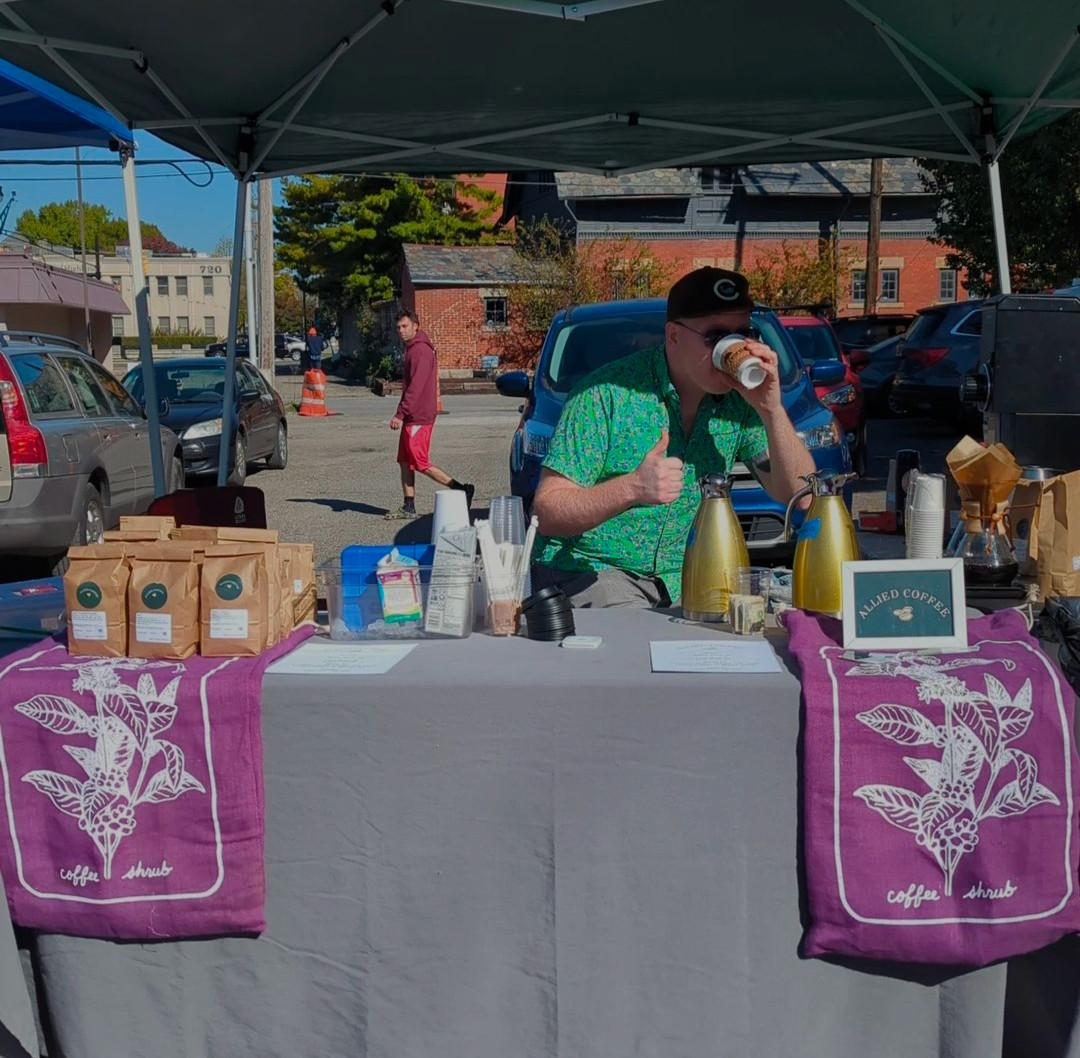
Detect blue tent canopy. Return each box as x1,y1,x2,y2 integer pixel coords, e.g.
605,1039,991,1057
0,55,131,149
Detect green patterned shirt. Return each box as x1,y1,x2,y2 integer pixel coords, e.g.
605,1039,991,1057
535,344,769,600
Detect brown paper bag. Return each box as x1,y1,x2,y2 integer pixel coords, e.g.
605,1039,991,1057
1039,471,1080,599
127,543,201,660
64,544,130,657
281,542,316,627
1010,480,1046,577
170,526,221,544
105,529,171,544
119,515,175,537
201,544,272,656
216,530,284,643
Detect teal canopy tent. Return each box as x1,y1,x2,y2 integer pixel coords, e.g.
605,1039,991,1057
1,0,1076,483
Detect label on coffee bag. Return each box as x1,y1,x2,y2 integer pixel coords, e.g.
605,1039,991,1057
210,608,249,639
135,612,173,644
70,610,108,641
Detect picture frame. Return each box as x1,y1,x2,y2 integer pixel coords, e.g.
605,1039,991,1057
841,558,968,651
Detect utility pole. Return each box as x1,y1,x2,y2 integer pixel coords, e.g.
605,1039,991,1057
865,157,883,314
257,178,275,374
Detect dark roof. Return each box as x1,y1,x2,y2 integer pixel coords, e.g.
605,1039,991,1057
555,170,701,199
402,244,524,286
741,160,928,196
554,160,928,200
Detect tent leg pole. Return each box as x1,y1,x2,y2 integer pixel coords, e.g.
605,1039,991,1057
121,148,166,498
987,160,1012,295
244,180,258,365
218,179,249,487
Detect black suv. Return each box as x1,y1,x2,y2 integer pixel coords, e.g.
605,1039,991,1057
890,301,985,430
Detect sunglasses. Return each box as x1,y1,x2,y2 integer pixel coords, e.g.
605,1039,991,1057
675,321,761,347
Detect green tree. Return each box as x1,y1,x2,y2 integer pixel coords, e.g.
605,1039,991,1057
920,113,1080,294
15,200,188,254
275,174,502,311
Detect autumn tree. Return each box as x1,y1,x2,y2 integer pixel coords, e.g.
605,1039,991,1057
742,236,856,311
500,219,672,366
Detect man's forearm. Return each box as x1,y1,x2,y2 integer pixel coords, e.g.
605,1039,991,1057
759,409,815,502
534,472,638,538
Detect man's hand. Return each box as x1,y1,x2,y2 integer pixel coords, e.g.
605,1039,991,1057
390,417,403,431
731,339,784,417
631,429,684,505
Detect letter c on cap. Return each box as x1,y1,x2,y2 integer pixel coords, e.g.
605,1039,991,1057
714,278,739,301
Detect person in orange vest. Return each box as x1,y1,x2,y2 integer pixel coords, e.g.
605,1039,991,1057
305,326,327,373
386,309,474,520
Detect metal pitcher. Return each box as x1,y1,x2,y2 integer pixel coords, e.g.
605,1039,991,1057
681,473,750,622
784,470,860,617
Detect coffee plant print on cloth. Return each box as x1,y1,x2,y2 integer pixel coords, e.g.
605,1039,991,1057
849,653,1058,897
16,659,204,880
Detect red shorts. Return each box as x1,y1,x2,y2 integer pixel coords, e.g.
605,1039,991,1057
397,422,433,471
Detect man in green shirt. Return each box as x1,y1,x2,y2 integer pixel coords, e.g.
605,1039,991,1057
533,266,815,608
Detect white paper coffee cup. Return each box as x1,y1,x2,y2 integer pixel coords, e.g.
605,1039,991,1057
713,336,766,389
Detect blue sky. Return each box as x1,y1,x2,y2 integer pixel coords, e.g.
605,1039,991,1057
0,133,270,254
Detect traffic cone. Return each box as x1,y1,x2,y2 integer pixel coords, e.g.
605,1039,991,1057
436,371,446,415
298,368,329,417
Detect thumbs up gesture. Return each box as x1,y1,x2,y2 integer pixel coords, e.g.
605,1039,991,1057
632,429,685,506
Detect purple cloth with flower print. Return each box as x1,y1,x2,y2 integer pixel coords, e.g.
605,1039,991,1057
785,608,1080,967
0,628,312,940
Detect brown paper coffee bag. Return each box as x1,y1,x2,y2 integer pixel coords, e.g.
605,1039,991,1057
1039,471,1080,600
127,543,201,660
201,544,271,656
1010,480,1046,578
216,530,283,643
64,544,130,657
281,542,316,627
119,515,175,537
105,529,170,544
170,526,221,544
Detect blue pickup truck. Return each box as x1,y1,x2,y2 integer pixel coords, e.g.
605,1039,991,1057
495,298,851,558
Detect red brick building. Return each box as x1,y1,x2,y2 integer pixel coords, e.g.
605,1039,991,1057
504,161,966,316
399,245,522,373
398,162,964,371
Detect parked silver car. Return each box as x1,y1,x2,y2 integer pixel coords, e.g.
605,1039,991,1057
0,333,183,572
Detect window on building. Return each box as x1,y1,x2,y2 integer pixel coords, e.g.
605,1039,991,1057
699,166,736,191
880,268,900,303
112,315,125,337
938,268,957,302
851,269,867,303
635,269,653,297
156,317,171,334
611,273,626,300
484,296,508,328
203,316,216,337
175,275,188,297
203,275,214,297
176,316,190,334
156,276,169,296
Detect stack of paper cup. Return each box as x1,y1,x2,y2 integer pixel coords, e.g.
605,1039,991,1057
905,472,947,559
431,488,471,544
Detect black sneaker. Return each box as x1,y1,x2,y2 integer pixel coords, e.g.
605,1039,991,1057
384,506,418,521
463,484,475,510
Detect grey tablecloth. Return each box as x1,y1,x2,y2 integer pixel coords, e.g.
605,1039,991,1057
16,610,1008,1058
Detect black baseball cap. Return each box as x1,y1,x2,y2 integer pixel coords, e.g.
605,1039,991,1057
667,267,753,321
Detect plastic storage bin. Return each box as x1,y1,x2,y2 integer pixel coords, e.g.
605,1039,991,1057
323,546,478,640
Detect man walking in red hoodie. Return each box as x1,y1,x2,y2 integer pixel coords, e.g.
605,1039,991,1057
386,309,474,520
